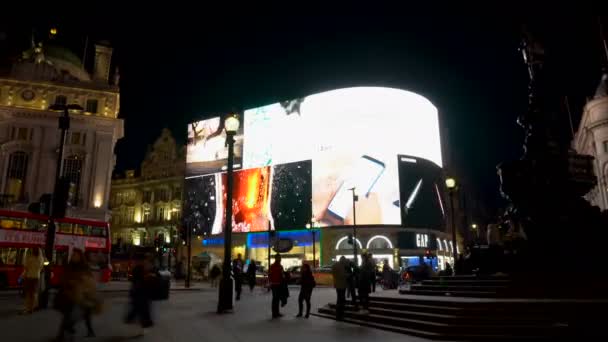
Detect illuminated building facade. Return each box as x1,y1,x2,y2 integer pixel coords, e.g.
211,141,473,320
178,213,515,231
110,129,184,247
0,39,123,221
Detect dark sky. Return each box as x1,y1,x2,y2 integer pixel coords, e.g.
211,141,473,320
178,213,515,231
1,9,606,217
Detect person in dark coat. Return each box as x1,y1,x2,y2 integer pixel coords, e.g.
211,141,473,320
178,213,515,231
233,254,244,300
246,260,257,292
346,259,359,311
358,254,374,314
296,263,316,318
125,254,155,334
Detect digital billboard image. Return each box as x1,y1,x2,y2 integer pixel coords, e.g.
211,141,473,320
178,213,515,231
270,160,312,229
183,174,220,235
186,116,244,177
185,87,444,232
397,155,446,230
221,166,271,233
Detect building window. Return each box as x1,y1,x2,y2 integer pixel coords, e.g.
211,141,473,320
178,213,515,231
86,99,98,113
173,187,182,200
603,141,608,153
142,190,152,203
143,210,151,223
5,151,29,202
55,95,67,106
17,127,28,140
156,207,165,221
155,188,169,202
126,207,134,224
70,132,81,145
62,155,83,204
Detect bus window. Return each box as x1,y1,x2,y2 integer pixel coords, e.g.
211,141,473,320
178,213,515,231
90,226,106,237
0,248,25,265
53,250,70,266
74,224,90,235
57,222,73,234
0,216,23,229
24,218,47,231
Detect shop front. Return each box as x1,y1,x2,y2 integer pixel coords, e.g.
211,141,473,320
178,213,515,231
323,227,453,271
246,230,320,269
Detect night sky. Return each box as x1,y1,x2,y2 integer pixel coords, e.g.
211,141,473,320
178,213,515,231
1,9,606,218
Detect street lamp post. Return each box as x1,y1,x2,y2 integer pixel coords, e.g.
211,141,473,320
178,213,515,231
445,178,458,265
218,115,239,314
185,221,192,288
40,103,82,308
306,218,317,268
349,187,358,265
471,223,478,243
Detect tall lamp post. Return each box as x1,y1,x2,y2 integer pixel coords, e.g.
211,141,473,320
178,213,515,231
305,218,317,268
471,223,478,243
40,103,82,308
218,114,239,314
445,178,458,264
349,187,358,265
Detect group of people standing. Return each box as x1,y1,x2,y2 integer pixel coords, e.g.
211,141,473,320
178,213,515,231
268,254,315,319
331,254,376,320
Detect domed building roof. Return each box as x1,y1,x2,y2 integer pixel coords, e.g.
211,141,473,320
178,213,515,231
11,43,91,82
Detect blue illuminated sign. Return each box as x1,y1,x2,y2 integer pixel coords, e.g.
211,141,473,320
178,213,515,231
247,230,318,248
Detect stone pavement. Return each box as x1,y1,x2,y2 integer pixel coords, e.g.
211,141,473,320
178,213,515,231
0,287,431,342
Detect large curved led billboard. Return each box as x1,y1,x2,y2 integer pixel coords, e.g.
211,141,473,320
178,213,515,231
184,87,444,233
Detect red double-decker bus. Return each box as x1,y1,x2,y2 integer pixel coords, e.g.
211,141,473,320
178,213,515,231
0,209,111,289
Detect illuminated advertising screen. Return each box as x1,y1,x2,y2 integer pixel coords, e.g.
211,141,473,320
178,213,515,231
186,116,244,177
185,87,443,232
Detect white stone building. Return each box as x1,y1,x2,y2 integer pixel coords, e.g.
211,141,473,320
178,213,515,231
0,41,124,221
573,72,608,210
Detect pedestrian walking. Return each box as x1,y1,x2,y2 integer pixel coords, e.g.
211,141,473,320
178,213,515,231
358,254,375,314
21,247,44,314
346,259,359,310
210,263,221,288
331,256,348,320
246,259,257,292
53,249,100,341
125,254,155,335
369,253,377,293
233,254,244,300
268,254,284,318
296,263,316,318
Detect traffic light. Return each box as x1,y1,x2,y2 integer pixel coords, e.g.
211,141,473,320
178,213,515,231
347,234,353,245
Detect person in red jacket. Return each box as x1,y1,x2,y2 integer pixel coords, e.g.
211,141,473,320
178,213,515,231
268,254,284,318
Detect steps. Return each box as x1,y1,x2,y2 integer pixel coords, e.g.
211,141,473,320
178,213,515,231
315,294,608,340
400,275,512,297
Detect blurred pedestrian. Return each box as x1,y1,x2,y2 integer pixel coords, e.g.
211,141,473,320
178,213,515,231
346,259,359,310
332,257,348,320
246,259,257,292
445,262,454,276
269,254,284,318
53,249,99,341
210,263,221,288
358,254,375,314
125,253,155,335
233,254,244,300
21,247,44,314
296,263,315,318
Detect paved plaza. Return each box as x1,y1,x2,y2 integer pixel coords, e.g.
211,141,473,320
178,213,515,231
0,285,431,342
